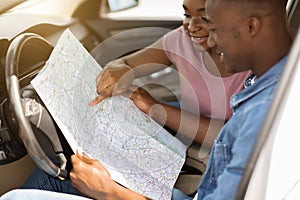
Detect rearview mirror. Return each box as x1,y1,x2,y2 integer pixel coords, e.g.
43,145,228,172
107,0,138,12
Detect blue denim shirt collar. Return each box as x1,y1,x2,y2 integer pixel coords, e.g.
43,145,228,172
230,56,288,112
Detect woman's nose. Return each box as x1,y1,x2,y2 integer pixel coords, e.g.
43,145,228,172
188,18,200,32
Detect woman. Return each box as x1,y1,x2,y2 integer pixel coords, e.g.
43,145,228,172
90,0,250,148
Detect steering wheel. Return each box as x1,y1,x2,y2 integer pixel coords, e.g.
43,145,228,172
5,33,68,179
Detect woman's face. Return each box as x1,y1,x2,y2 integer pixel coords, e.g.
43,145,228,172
182,0,213,51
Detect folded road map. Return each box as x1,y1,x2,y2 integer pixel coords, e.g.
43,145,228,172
31,29,186,200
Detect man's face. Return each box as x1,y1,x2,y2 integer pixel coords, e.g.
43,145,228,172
205,0,252,73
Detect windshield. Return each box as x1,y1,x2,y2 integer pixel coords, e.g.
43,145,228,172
0,0,26,14
1,0,84,18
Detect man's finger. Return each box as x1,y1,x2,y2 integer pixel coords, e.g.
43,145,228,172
75,148,95,164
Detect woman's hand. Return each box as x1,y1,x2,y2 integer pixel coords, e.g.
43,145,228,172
89,61,135,106
123,85,159,116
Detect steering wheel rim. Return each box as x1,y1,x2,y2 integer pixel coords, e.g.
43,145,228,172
5,33,67,179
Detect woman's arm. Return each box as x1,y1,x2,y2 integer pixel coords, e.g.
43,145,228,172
156,103,224,148
119,39,172,77
90,39,172,106
124,86,224,148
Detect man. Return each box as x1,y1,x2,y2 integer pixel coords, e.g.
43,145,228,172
195,0,291,198
0,0,292,199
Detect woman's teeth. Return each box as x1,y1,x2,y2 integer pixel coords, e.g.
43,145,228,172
191,36,208,43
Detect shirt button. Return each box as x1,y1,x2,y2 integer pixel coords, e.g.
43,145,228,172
232,95,237,102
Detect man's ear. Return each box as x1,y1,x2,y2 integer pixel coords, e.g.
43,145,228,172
246,17,261,36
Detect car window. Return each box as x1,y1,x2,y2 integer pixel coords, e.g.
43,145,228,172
107,0,138,12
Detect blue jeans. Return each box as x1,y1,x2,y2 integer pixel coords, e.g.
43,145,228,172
2,189,194,200
23,168,194,200
171,188,194,200
22,168,81,196
1,189,91,200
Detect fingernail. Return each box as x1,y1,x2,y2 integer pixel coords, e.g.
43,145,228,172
77,147,84,155
89,101,95,106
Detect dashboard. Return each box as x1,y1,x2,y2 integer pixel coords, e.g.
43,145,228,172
0,0,102,165
0,0,104,99
0,21,100,100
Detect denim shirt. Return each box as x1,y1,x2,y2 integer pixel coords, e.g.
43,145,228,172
197,56,288,200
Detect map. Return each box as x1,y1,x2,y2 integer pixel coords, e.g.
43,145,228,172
31,29,186,200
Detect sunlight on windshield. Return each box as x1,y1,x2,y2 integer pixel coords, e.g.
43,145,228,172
0,0,25,13
8,0,83,18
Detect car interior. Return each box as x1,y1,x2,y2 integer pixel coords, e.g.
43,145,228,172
0,0,186,195
0,0,299,198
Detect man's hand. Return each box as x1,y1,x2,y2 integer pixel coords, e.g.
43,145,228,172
70,149,114,200
70,149,149,200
